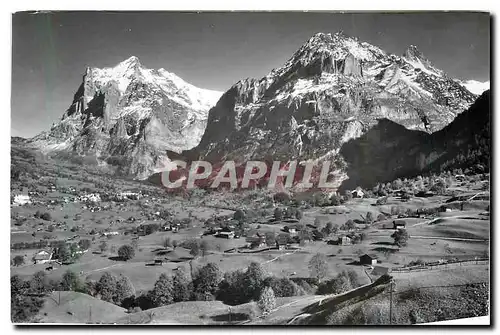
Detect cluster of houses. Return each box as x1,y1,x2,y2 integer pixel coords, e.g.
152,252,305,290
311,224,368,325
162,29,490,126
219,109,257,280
32,242,89,266
78,193,102,203
327,231,365,246
11,194,32,206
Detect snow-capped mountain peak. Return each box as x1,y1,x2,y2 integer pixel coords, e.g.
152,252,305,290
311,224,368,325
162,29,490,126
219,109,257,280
189,31,478,184
30,56,223,179
402,45,443,77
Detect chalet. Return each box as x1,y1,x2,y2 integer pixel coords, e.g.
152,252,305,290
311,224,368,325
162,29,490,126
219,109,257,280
246,234,266,249
455,174,466,182
359,254,378,265
371,266,390,276
216,231,235,239
102,231,119,237
393,220,407,230
79,193,101,203
284,224,301,235
154,259,164,266
339,235,352,246
351,189,365,198
12,194,31,206
33,249,53,264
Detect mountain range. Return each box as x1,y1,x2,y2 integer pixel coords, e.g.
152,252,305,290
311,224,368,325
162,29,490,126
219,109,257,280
26,32,490,188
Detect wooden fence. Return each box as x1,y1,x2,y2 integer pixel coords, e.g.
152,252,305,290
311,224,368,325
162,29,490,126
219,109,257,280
391,258,489,273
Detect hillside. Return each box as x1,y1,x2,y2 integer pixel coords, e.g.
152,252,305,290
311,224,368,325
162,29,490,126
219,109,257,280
339,89,490,189
35,291,127,324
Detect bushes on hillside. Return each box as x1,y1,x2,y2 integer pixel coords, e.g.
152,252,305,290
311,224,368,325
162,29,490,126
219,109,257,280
258,287,276,314
11,275,45,323
118,245,135,261
316,270,361,295
192,263,223,301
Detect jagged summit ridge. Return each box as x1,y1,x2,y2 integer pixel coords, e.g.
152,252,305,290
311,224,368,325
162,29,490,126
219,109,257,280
188,31,480,190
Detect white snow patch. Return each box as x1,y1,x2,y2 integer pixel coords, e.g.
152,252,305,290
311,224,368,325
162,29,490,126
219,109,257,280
461,80,490,95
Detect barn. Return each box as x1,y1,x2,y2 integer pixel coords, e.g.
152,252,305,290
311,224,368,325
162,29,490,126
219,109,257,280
359,254,378,265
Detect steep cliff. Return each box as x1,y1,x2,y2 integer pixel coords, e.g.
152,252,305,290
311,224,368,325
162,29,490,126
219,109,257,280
29,56,222,179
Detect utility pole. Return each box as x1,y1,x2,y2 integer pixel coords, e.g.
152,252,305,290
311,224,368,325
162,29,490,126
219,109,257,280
389,282,393,324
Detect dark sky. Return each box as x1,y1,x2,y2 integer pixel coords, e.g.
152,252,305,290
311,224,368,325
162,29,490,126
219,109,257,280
12,11,490,138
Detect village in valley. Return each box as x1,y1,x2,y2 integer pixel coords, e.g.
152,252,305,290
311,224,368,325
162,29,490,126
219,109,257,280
10,142,490,324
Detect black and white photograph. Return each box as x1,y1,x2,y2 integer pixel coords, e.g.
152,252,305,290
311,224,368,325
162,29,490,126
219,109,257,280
9,10,491,325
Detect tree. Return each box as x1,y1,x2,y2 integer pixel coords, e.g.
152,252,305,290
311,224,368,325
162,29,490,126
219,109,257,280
56,244,72,263
295,209,303,220
324,222,333,236
69,243,81,261
118,245,135,261
265,232,276,247
78,239,91,251
391,229,410,247
61,270,83,292
11,275,44,323
298,229,312,246
114,274,135,306
40,212,52,221
264,276,303,297
150,273,174,307
131,239,139,250
172,269,191,302
392,178,403,190
29,271,49,294
330,194,341,206
172,240,178,249
233,209,245,222
200,240,210,257
331,223,339,235
308,253,328,282
345,219,356,230
193,263,223,300
163,237,172,248
365,212,374,224
242,262,266,301
258,287,276,314
274,207,283,221
99,241,108,253
190,241,200,257
96,272,117,303
12,255,24,267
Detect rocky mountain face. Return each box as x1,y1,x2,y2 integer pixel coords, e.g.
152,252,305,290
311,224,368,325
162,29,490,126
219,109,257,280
186,32,481,189
339,90,490,190
29,56,222,179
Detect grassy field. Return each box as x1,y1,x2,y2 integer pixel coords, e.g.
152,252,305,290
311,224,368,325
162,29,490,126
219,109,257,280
36,291,127,323
10,145,490,324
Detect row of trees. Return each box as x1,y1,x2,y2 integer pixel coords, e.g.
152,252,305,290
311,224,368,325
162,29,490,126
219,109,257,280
12,251,364,321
